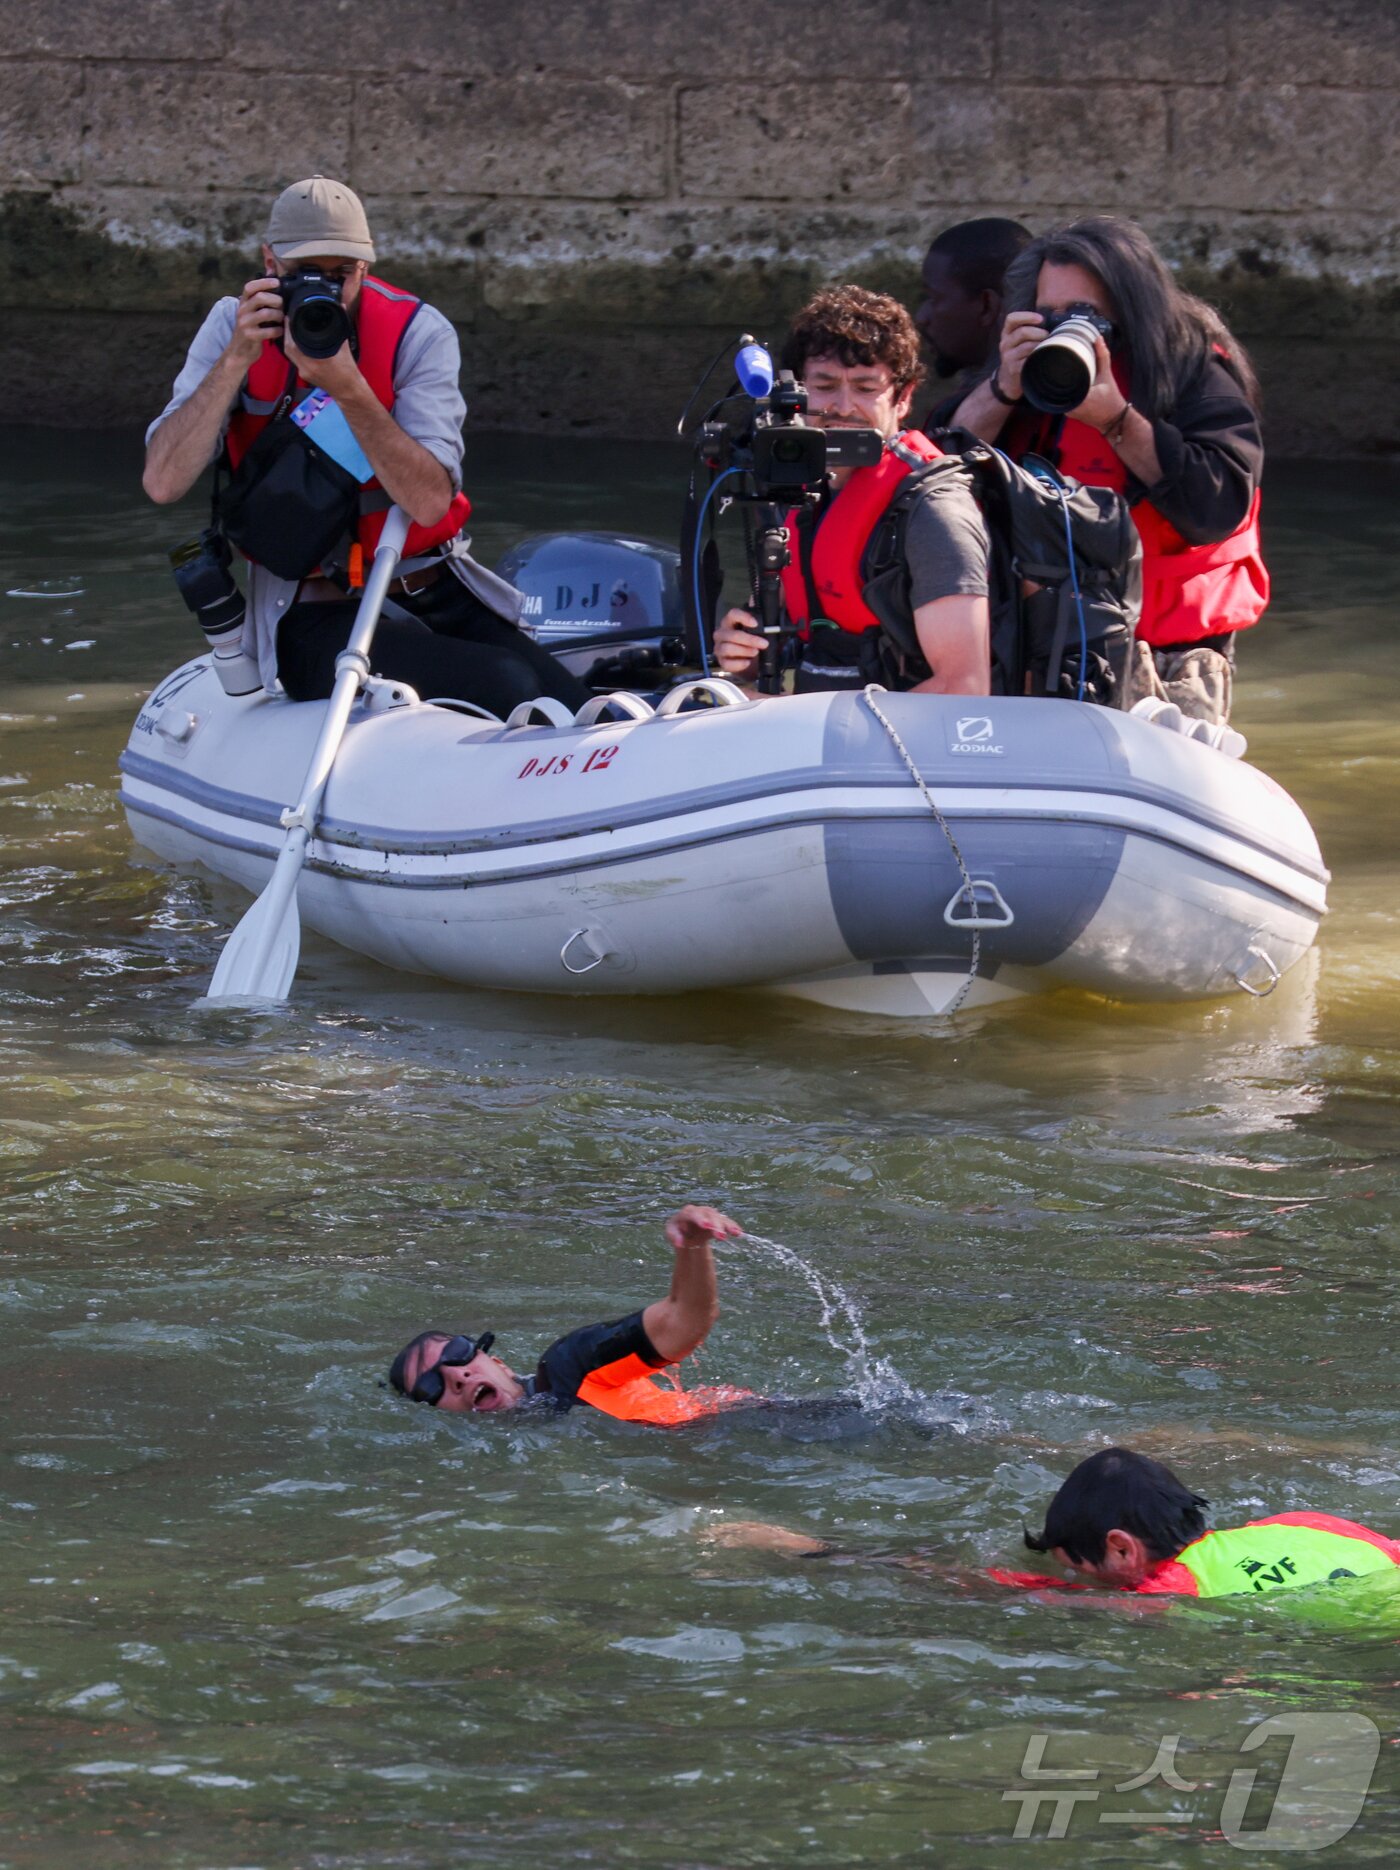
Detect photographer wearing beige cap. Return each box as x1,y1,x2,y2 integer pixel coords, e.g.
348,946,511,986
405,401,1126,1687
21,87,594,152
144,176,587,715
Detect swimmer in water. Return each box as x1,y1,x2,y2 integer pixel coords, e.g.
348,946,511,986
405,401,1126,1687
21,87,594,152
999,1446,1400,1597
388,1204,754,1426
714,1446,1400,1600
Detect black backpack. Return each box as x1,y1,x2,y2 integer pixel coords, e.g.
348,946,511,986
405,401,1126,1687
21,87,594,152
862,430,1142,705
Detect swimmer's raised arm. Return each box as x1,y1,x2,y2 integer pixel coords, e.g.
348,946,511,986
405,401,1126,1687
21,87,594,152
641,1204,743,1364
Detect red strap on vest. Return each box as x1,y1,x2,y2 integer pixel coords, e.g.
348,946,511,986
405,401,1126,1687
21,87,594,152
779,429,946,636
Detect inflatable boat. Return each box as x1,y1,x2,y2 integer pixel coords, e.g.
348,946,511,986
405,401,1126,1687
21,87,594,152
120,656,1327,1016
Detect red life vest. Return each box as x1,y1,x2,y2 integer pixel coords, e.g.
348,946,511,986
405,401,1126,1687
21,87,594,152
576,1352,755,1425
1002,363,1267,649
779,430,947,637
223,274,470,564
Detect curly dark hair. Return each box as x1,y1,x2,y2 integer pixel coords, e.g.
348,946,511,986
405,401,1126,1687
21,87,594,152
781,285,925,391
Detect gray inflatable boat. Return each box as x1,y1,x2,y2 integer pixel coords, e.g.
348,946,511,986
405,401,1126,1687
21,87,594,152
121,664,1326,1015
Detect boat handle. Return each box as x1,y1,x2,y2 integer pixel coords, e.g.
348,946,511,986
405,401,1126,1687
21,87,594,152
573,691,654,726
651,678,750,717
943,880,1014,928
1233,943,1281,997
560,927,612,975
504,696,577,730
425,697,505,722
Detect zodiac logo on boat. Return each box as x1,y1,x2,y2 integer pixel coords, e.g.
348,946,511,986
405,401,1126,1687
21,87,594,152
956,717,995,741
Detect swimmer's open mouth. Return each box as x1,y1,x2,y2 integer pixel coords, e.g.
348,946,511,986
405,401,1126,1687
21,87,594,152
469,1379,501,1411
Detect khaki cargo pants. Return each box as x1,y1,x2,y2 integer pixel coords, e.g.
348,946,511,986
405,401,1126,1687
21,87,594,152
1122,640,1234,726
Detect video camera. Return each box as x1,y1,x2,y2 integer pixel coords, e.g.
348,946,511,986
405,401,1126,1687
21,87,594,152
694,342,883,497
685,339,884,691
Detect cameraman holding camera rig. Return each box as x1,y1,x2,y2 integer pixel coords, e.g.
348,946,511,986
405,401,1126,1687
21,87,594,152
712,286,992,698
144,175,586,717
948,216,1267,726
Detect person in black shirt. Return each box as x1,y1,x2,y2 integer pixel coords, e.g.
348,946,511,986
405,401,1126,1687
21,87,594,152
945,215,1268,724
916,217,1032,387
387,1204,751,1424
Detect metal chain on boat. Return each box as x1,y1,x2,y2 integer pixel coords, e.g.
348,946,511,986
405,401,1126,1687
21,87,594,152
860,685,981,1015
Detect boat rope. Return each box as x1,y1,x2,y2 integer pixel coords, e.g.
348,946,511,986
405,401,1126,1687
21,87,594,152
860,685,981,1014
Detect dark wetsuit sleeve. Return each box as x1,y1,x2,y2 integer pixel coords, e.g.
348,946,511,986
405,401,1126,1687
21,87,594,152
1140,355,1263,545
534,1309,666,1411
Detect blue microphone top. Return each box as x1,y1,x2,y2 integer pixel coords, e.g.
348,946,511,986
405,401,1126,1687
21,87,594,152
736,343,775,398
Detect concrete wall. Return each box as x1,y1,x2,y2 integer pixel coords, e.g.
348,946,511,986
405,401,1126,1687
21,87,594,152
1,0,1397,453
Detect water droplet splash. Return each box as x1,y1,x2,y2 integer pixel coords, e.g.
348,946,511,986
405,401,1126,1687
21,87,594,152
726,1231,919,1413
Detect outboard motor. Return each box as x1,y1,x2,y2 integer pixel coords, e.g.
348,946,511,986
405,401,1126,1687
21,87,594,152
494,532,688,690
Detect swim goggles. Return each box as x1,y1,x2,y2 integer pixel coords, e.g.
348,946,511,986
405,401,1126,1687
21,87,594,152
411,1332,496,1407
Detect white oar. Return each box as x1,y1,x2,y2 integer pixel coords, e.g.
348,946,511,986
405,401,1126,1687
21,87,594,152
204,507,412,1004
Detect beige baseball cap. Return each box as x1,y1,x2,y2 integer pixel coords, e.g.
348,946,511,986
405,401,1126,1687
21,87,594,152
266,175,375,263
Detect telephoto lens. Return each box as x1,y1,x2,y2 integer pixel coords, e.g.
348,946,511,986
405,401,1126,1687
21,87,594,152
1021,314,1105,415
169,532,262,697
280,269,352,360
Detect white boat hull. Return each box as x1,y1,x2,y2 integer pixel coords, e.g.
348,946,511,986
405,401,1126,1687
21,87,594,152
121,663,1327,1013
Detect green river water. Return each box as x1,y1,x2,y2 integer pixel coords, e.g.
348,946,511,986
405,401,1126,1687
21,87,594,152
2,428,1398,1867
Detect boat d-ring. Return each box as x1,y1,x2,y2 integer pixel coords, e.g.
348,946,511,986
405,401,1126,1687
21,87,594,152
1233,943,1281,997
560,927,615,975
943,879,1015,928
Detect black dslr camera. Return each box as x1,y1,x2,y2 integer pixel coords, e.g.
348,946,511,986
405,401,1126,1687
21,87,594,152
279,268,352,360
1021,302,1119,415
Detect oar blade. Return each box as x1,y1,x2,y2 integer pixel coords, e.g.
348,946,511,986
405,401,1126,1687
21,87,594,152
204,879,303,1005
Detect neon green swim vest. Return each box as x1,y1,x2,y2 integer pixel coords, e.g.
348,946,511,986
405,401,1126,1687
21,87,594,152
1138,1512,1400,1597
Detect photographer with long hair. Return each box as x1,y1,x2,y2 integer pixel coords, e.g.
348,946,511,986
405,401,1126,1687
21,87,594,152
948,216,1267,724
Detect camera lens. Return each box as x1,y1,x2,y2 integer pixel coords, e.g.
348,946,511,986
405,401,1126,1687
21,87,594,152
1021,314,1100,415
771,433,807,465
294,299,338,344
282,272,352,360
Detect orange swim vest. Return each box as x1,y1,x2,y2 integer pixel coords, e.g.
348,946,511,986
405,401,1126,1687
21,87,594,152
577,1353,756,1425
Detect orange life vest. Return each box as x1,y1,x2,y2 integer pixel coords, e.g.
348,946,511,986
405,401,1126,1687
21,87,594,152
223,273,470,564
576,1353,755,1426
779,430,947,637
1003,363,1268,649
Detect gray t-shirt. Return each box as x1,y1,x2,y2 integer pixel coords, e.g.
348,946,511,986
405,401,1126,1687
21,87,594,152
146,290,472,692
900,468,990,607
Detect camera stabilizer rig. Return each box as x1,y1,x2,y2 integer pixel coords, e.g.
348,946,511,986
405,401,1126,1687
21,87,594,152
681,338,883,693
